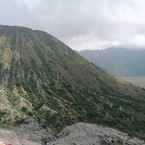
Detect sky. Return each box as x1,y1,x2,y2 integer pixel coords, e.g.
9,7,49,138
0,0,145,50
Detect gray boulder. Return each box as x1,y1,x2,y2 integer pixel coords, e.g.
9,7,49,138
47,123,145,145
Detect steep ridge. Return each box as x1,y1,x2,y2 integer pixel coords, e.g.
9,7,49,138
0,25,145,139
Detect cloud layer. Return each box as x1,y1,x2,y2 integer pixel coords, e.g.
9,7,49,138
0,0,145,50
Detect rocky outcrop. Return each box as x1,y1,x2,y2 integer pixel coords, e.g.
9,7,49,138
47,123,145,145
0,128,40,145
0,123,144,145
0,118,51,145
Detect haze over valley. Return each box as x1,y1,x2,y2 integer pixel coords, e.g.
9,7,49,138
80,46,145,88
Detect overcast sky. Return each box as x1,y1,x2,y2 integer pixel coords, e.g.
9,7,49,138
0,0,145,50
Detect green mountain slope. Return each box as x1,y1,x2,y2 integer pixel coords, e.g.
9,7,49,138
0,25,145,139
80,47,145,76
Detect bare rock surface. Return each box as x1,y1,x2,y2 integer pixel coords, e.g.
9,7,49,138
0,123,144,145
0,118,51,145
0,128,40,145
47,123,145,145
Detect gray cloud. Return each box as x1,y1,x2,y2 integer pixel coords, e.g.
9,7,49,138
0,0,145,50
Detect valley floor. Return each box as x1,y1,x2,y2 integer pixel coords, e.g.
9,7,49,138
117,76,145,88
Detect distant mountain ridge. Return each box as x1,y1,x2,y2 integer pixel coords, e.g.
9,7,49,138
80,47,145,76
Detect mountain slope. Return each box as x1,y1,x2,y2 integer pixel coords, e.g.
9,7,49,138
80,47,145,76
0,25,145,139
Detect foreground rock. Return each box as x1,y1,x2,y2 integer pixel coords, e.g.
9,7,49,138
0,123,144,145
47,123,145,145
0,128,40,145
0,118,51,145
